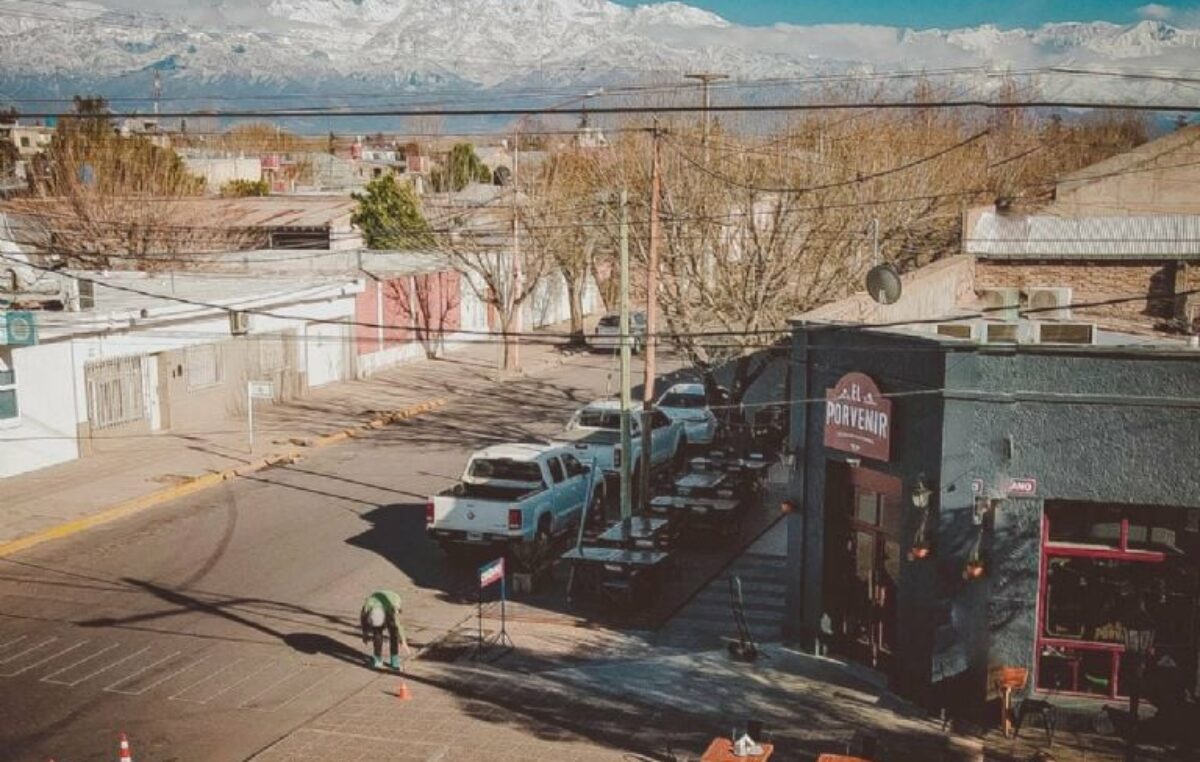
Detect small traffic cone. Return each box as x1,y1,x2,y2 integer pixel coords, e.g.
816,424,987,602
118,732,133,762
395,680,412,701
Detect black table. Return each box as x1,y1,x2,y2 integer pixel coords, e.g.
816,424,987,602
561,546,671,606
595,517,673,550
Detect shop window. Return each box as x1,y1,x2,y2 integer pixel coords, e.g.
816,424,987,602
0,350,17,421
1037,501,1199,699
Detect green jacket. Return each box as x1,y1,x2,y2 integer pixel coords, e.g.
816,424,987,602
360,590,404,634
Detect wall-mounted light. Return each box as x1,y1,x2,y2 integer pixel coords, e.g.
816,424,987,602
908,476,934,561
780,499,796,515
965,496,998,580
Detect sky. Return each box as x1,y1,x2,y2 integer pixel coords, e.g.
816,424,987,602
616,1,1200,29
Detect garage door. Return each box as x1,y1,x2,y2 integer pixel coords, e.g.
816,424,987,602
305,322,348,388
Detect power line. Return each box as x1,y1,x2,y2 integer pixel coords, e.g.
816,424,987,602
15,98,1200,121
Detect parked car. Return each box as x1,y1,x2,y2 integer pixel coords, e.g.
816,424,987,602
426,443,601,552
590,312,646,353
554,399,685,482
656,382,720,446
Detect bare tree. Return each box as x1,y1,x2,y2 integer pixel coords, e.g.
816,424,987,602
439,205,552,371
520,147,608,344
10,98,259,268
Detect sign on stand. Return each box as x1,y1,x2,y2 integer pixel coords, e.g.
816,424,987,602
246,381,274,453
474,557,513,659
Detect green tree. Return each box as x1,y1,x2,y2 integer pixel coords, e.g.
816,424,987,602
433,142,492,192
351,175,433,249
220,178,269,197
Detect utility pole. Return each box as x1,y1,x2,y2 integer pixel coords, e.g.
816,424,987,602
510,129,522,371
639,123,662,512
618,189,633,525
684,72,728,162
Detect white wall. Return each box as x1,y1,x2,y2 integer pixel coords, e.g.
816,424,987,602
184,157,263,193
0,342,80,478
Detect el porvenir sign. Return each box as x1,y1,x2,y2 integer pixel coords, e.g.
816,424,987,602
824,372,892,462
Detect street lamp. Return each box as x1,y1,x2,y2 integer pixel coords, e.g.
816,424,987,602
1123,602,1157,762
909,477,933,560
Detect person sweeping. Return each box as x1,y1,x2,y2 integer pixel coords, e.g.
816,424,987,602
359,589,411,670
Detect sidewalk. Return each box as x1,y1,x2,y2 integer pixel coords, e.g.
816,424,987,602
252,521,986,761
0,327,583,550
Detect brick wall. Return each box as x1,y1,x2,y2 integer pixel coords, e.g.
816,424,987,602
975,260,1177,319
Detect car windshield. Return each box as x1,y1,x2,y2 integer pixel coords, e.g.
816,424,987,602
660,393,706,409
575,409,623,429
468,459,542,483
598,315,620,328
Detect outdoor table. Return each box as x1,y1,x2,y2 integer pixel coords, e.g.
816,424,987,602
595,517,672,550
700,738,774,761
675,469,730,496
649,495,742,537
560,546,670,605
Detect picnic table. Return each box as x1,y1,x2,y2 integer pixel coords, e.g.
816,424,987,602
560,546,671,606
595,517,673,550
700,737,774,761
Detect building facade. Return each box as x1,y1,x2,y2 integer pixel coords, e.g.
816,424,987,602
784,321,1200,719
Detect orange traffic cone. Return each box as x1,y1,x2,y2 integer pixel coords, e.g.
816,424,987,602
118,732,133,762
396,680,412,701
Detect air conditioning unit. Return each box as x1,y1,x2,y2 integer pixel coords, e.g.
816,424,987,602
229,310,251,336
936,323,976,340
980,288,1020,322
1035,322,1096,345
983,322,1021,344
1027,287,1073,321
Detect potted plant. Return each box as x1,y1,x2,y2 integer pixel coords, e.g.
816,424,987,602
508,537,554,594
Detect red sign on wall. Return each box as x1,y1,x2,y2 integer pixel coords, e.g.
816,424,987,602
824,372,892,462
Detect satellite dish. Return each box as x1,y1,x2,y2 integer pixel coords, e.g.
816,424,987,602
866,263,902,305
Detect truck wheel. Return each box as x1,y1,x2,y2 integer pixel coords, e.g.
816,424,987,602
535,515,553,544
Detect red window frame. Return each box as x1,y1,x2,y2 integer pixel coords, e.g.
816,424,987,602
1035,508,1164,699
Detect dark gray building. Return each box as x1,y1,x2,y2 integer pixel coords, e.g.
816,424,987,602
784,319,1200,721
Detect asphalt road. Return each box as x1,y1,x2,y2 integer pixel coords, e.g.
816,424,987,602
0,351,674,761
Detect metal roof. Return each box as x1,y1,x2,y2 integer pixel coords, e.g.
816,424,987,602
967,211,1200,259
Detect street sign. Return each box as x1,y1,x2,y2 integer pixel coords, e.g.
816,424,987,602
4,311,37,346
248,381,274,399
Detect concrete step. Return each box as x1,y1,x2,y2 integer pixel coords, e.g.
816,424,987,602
688,592,786,613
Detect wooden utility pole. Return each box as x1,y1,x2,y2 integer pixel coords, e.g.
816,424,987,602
684,72,728,163
618,189,633,525
639,124,662,511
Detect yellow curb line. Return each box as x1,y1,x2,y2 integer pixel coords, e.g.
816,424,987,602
0,397,448,560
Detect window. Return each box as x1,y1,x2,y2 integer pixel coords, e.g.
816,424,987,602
185,344,222,389
547,457,565,484
659,392,706,409
0,350,16,421
1037,502,1199,699
562,453,586,478
652,411,672,429
19,137,29,148
467,459,543,485
575,409,622,429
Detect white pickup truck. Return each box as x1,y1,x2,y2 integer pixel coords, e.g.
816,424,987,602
426,443,601,551
554,399,685,481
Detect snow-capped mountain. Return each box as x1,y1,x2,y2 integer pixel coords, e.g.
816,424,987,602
0,1,1198,113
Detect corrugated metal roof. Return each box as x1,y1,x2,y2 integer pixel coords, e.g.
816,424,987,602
168,196,358,230
967,211,1200,258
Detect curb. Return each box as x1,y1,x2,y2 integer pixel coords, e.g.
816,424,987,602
0,397,449,560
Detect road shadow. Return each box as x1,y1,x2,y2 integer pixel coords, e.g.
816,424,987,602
283,632,369,668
